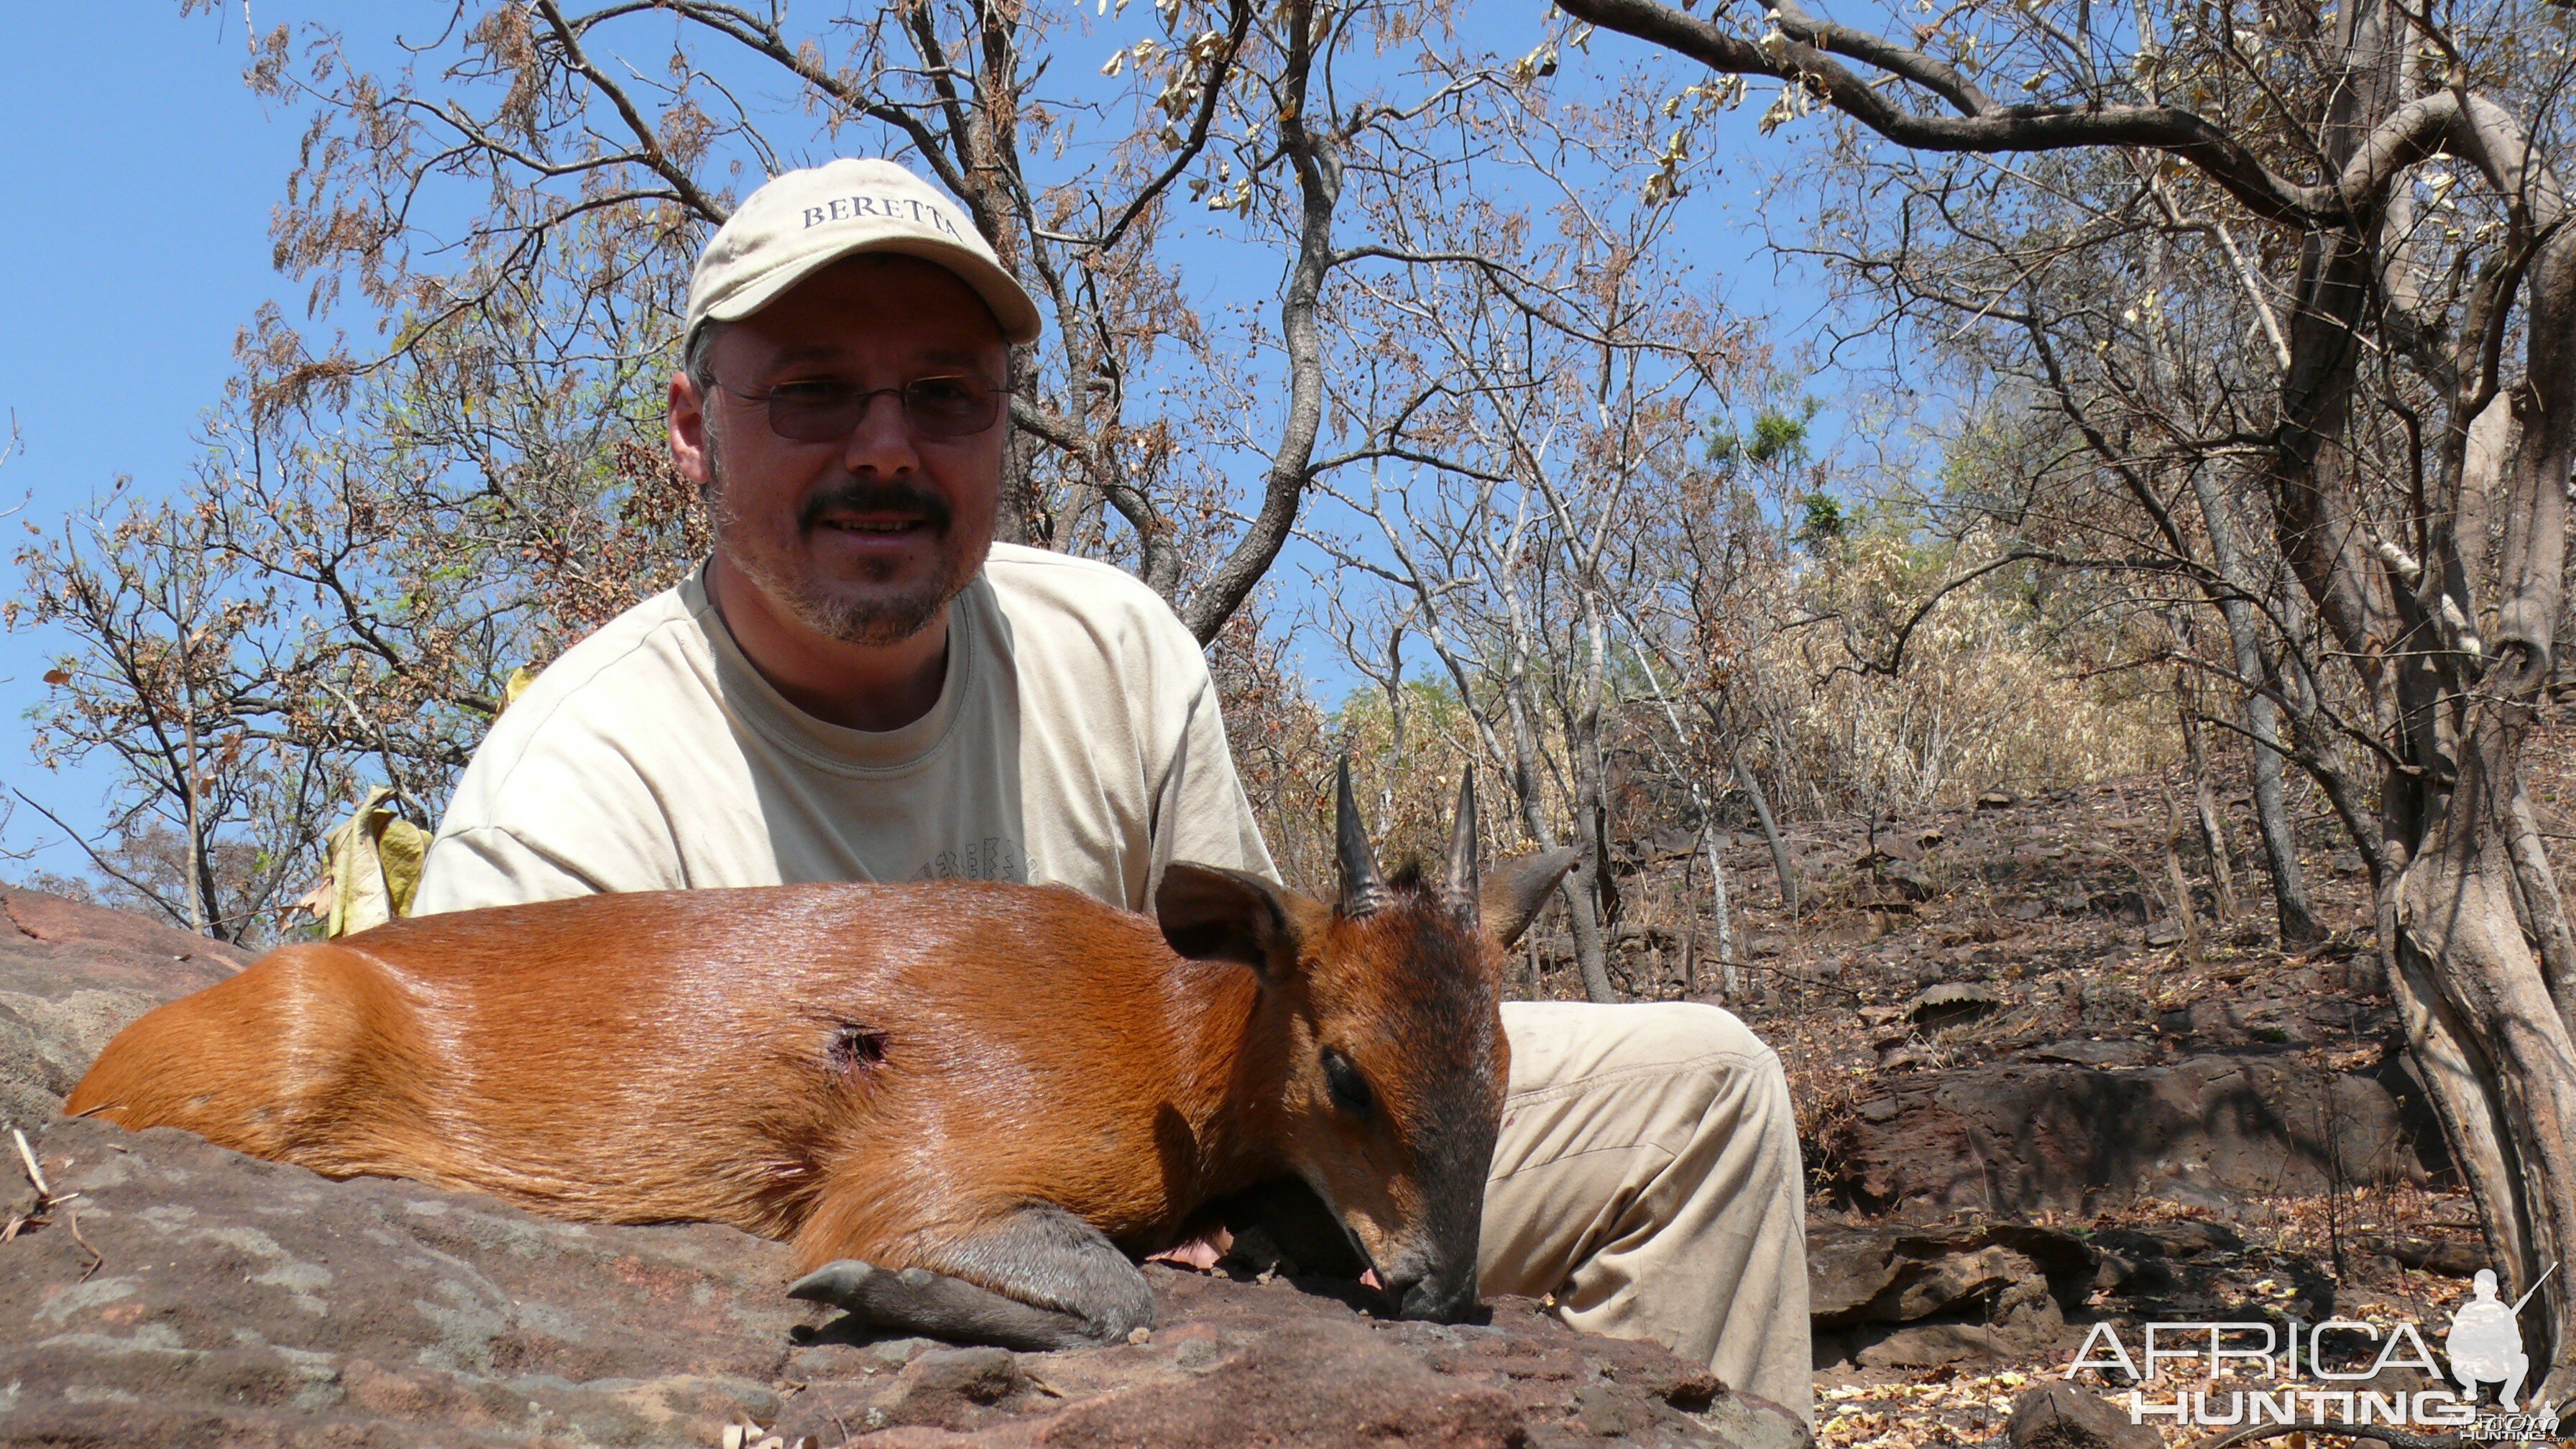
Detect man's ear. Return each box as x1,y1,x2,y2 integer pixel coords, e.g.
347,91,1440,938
1481,847,1580,949
1156,864,1324,983
669,372,714,489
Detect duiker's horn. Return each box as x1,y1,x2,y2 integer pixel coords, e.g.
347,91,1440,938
1442,772,1480,924
1336,758,1391,918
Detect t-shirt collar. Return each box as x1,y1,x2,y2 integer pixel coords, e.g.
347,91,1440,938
681,559,982,773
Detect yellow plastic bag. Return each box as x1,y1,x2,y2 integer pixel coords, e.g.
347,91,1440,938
309,787,433,937
293,666,532,937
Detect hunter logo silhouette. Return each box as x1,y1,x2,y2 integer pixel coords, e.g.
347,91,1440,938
2445,1268,2541,1412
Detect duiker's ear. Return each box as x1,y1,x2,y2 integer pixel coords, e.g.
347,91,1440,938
1156,863,1323,983
1480,848,1580,949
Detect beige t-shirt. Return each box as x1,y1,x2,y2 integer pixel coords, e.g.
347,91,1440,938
413,544,1275,916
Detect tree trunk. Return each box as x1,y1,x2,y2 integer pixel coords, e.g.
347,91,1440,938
2390,702,2576,1403
1178,0,1337,643
2162,788,2204,961
1734,749,1801,914
1560,876,1616,1003
998,392,1046,548
2388,224,2576,1404
2189,443,2322,942
2247,686,2321,941
1564,584,1623,1005
1703,821,1737,1000
1502,680,1617,1003
2177,674,2241,924
2508,784,2576,1017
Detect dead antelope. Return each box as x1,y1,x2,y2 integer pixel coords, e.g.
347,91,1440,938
67,766,1574,1349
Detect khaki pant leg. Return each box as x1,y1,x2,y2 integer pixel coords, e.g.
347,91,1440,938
1481,1000,1812,1423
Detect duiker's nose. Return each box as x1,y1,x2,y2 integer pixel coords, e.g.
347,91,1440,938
1392,1269,1481,1322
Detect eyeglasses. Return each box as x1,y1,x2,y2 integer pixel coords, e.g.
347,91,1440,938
714,376,1007,441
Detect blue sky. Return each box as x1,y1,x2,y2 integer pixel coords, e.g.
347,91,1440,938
0,3,303,878
0,3,1871,885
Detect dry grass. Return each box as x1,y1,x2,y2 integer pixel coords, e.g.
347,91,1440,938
1754,535,2180,822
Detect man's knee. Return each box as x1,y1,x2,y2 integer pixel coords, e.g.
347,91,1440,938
1612,1006,1800,1217
1496,1000,1799,1175
1501,1000,1784,1084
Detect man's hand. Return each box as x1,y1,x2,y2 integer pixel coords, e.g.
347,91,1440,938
1144,1224,1233,1272
1142,1223,1386,1289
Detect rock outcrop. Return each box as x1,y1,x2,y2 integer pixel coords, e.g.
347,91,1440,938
1807,1220,2097,1370
1814,1054,2438,1215
0,886,245,1134
6,1116,1803,1448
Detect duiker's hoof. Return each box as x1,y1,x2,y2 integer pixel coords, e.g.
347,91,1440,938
785,1256,1127,1352
787,1259,885,1305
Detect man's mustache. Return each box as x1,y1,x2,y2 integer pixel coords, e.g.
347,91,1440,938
798,479,954,533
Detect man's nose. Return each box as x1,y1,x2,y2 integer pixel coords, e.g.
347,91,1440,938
841,390,922,476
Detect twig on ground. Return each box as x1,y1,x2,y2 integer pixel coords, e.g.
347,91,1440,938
64,1205,102,1282
4,1126,101,1277
13,1126,49,1197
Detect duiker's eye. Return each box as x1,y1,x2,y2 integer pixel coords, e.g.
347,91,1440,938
1321,1049,1374,1116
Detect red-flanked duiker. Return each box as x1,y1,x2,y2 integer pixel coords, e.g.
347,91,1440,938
66,763,1575,1349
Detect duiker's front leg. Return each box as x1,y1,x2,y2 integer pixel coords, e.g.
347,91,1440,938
788,1205,1155,1351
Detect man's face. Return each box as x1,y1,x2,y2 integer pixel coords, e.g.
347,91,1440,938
673,254,1009,646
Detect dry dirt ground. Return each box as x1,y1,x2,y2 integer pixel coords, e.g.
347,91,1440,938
1513,711,2576,1449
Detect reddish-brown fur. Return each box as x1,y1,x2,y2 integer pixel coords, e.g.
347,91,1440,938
64,876,1507,1280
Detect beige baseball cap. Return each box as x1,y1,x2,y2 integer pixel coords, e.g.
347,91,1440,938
684,158,1041,346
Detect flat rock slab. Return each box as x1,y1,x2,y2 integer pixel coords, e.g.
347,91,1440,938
0,886,1807,1449
1816,1054,2434,1215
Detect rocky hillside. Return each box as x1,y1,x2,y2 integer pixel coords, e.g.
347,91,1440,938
1542,722,2576,1448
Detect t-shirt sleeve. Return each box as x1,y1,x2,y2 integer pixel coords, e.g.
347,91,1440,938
411,712,694,914
1144,632,1281,891
413,823,625,914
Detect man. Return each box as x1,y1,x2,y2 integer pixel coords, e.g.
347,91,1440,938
415,157,1811,1419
